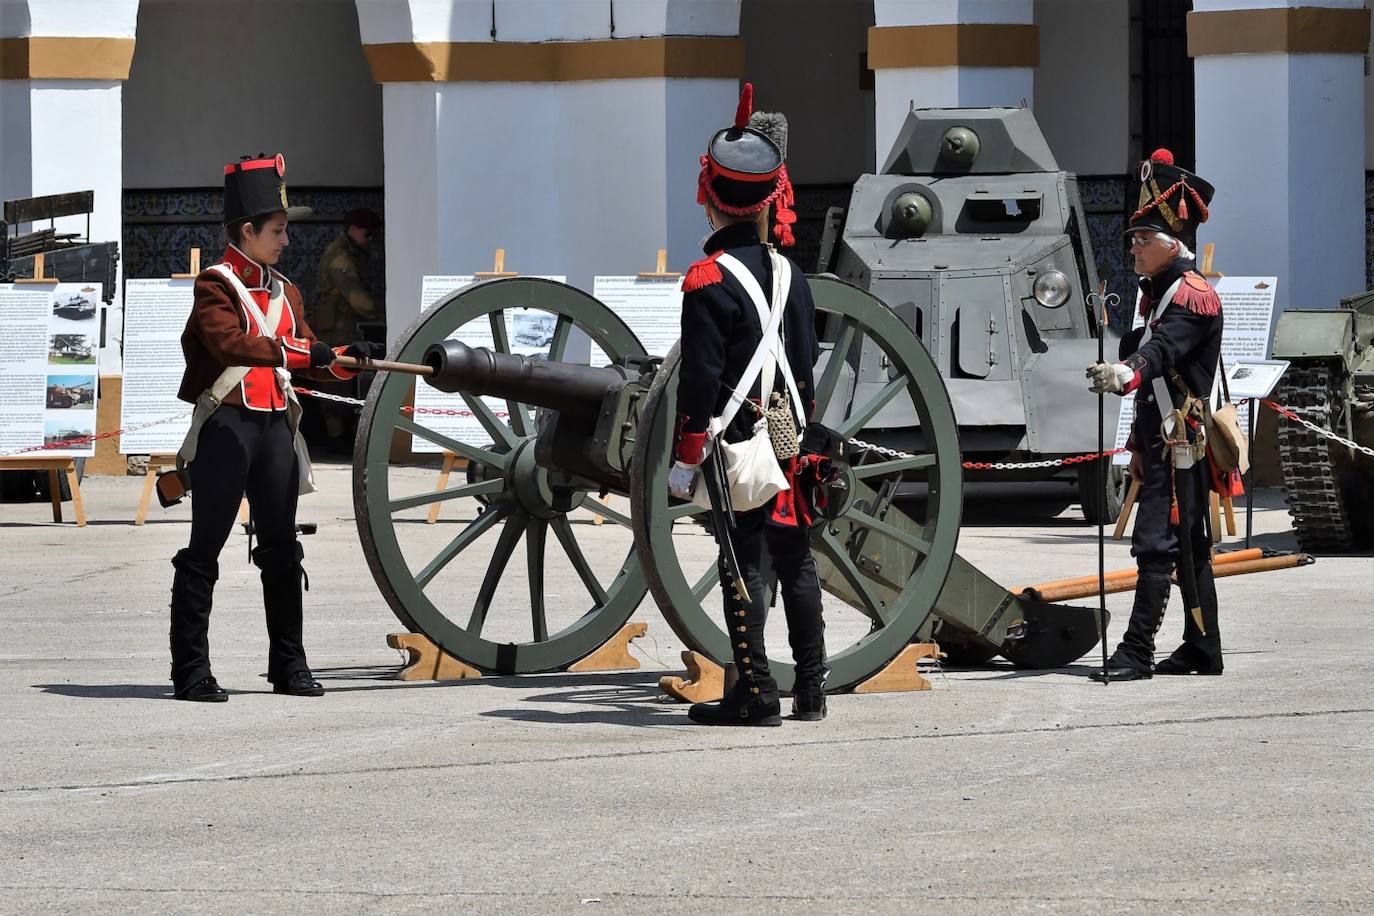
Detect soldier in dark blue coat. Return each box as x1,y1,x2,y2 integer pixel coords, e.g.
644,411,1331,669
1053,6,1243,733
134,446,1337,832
1087,149,1225,681
669,85,828,725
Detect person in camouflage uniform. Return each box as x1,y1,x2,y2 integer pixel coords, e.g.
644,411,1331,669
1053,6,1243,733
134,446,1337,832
313,208,382,348
312,208,382,443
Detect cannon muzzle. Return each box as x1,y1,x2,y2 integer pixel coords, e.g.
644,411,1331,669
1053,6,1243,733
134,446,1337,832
422,340,629,416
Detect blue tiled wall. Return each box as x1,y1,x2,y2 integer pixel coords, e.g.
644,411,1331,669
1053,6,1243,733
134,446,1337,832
122,188,386,311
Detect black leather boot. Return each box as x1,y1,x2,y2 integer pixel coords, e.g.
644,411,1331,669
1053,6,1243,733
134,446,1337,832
687,554,779,725
791,691,827,721
175,675,228,702
252,541,320,694
688,685,782,726
1090,566,1172,683
169,549,220,694
1156,562,1223,674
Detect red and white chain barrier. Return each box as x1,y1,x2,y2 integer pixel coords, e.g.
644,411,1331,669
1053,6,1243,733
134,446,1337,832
1262,399,1374,460
0,412,193,459
846,435,1126,471
6,387,1364,469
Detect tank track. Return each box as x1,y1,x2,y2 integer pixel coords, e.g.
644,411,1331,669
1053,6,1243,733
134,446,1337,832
1275,363,1356,552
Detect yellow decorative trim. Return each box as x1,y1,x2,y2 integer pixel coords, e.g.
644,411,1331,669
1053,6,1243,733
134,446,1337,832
1187,7,1371,57
363,36,745,83
867,24,1039,70
0,37,136,80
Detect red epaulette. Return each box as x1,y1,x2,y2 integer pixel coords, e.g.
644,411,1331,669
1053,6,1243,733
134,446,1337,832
1173,271,1221,317
682,251,724,293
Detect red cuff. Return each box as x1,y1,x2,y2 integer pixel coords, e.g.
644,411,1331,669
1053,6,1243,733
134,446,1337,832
675,431,708,465
328,346,358,380
1122,369,1142,394
281,335,313,370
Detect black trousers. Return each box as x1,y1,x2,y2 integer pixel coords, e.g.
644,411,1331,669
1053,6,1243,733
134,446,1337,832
169,405,307,690
717,508,827,700
1121,399,1222,667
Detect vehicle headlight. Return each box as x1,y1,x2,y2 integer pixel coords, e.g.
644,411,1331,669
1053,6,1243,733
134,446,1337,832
1033,270,1071,308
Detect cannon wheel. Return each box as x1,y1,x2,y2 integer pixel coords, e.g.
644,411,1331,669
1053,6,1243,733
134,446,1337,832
629,276,963,693
354,278,650,674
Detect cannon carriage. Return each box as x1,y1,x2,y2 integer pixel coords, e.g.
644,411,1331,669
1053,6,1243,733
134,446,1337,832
352,274,1105,692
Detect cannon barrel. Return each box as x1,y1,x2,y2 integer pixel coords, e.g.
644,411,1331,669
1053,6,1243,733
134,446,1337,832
422,339,626,416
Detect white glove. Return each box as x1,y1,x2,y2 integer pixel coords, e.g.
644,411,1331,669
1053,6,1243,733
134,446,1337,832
668,462,699,500
1086,362,1134,395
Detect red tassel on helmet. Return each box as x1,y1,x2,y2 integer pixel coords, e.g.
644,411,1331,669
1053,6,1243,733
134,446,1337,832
1176,191,1188,221
1151,148,1175,166
772,166,797,247
734,82,754,130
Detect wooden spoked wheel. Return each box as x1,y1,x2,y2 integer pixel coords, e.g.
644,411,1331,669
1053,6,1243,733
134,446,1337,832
353,278,650,674
628,276,964,693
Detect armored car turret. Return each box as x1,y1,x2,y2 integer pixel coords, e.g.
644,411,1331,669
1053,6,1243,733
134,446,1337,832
817,107,1120,521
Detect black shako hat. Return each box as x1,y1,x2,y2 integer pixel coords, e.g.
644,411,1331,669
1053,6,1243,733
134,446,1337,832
697,83,796,246
222,153,311,225
1126,148,1215,247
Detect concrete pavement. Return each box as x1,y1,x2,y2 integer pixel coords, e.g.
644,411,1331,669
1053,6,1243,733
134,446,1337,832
1,464,1370,914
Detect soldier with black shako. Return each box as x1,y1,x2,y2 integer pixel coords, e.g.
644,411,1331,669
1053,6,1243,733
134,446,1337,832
669,85,829,724
1086,149,1225,681
167,154,372,702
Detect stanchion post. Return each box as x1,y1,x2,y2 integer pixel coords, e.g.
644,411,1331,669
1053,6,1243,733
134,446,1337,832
1245,396,1256,548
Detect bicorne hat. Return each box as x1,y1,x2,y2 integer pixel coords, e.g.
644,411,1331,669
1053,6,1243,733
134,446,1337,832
697,83,797,247
1126,148,1214,247
223,153,311,225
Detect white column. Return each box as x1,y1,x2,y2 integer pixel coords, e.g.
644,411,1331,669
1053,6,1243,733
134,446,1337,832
1192,0,1367,316
0,0,140,374
871,0,1035,167
355,0,743,343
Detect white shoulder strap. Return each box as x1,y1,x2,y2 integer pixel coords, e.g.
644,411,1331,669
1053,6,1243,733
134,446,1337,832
1141,275,1185,435
204,263,291,396
715,252,807,430
207,263,287,339
766,252,807,423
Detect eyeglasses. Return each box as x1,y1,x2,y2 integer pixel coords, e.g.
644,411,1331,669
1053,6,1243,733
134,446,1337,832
1128,235,1158,249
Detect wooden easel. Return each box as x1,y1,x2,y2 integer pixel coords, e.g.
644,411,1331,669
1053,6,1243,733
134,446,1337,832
474,248,518,279
15,252,60,286
170,247,202,280
8,258,84,524
425,452,466,524
135,455,249,525
427,250,517,523
1113,242,1237,539
0,457,86,525
135,454,176,525
637,248,680,281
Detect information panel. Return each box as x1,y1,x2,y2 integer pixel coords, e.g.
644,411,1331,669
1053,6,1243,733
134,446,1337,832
409,275,565,454
0,282,103,457
1113,277,1278,463
119,278,196,454
589,276,683,367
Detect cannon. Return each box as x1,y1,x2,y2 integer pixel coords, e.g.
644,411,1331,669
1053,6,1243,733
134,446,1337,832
353,276,1106,691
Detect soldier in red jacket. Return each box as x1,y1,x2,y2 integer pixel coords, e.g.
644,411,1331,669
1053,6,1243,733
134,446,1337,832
168,154,369,702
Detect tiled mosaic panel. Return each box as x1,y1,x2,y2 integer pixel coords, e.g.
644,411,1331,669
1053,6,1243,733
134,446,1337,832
1367,173,1374,291
122,189,386,312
